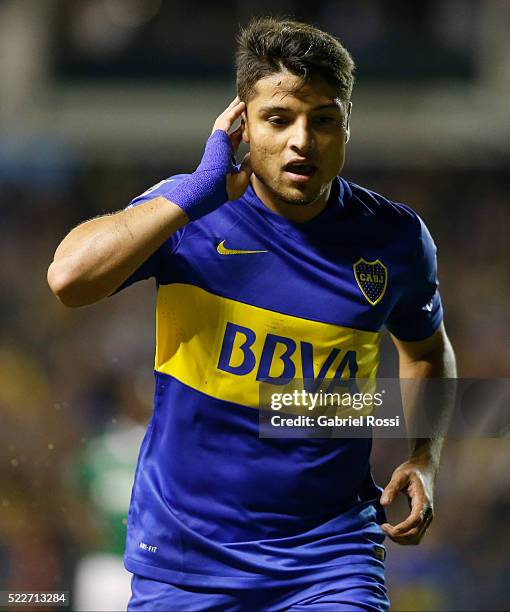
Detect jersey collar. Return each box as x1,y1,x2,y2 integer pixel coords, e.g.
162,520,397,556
240,176,347,238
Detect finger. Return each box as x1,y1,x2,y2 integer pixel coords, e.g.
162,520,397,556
384,513,433,545
382,499,433,536
381,511,421,535
229,124,243,152
386,505,423,534
393,511,422,533
383,526,423,546
229,122,243,136
219,96,242,116
380,472,408,506
213,101,245,134
225,95,241,109
222,102,245,126
396,476,431,530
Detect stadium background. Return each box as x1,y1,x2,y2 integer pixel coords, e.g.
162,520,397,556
0,0,509,610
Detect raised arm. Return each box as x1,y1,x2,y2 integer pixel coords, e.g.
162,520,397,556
47,198,188,307
47,97,251,308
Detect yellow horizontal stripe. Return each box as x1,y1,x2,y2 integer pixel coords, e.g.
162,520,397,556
155,283,381,409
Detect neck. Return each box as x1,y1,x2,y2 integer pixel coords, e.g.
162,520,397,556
251,175,332,223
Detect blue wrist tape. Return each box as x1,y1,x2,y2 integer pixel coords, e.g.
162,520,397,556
165,130,235,221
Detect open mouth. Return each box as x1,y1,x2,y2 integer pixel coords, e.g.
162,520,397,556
283,162,317,182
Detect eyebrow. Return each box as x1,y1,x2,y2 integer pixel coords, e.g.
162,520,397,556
258,103,342,114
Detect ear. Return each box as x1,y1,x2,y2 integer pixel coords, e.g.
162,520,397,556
241,111,250,143
345,101,352,144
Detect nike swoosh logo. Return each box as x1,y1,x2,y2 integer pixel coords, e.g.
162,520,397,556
216,240,268,255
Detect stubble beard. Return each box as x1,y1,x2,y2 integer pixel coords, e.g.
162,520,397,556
256,171,325,207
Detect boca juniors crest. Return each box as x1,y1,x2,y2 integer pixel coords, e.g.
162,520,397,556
353,258,388,306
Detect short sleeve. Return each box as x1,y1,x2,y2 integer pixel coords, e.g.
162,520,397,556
385,217,443,341
110,175,188,295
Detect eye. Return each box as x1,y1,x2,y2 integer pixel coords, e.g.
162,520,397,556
314,116,337,125
268,116,289,126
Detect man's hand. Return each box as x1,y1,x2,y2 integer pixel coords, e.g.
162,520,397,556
159,96,252,221
212,96,252,201
380,458,435,545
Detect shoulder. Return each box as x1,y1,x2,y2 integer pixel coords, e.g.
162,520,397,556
128,174,190,207
345,180,420,226
343,179,433,251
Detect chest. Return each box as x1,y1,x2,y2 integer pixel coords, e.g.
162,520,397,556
162,214,411,333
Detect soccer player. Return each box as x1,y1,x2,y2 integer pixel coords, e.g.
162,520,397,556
48,17,456,611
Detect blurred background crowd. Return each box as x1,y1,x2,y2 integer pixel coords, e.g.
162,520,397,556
1,1,509,610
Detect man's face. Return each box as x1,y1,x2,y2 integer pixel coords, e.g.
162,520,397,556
242,70,350,207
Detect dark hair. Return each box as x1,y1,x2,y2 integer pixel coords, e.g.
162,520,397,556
236,17,355,106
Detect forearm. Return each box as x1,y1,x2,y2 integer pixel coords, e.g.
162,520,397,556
47,197,188,307
399,333,457,470
48,98,249,308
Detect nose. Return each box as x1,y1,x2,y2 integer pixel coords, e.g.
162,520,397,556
288,117,315,154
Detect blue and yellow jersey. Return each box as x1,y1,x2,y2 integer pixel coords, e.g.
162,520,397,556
117,176,442,587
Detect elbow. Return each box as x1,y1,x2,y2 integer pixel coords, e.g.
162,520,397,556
47,261,89,308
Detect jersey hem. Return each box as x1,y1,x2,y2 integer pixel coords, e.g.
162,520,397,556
124,552,385,588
